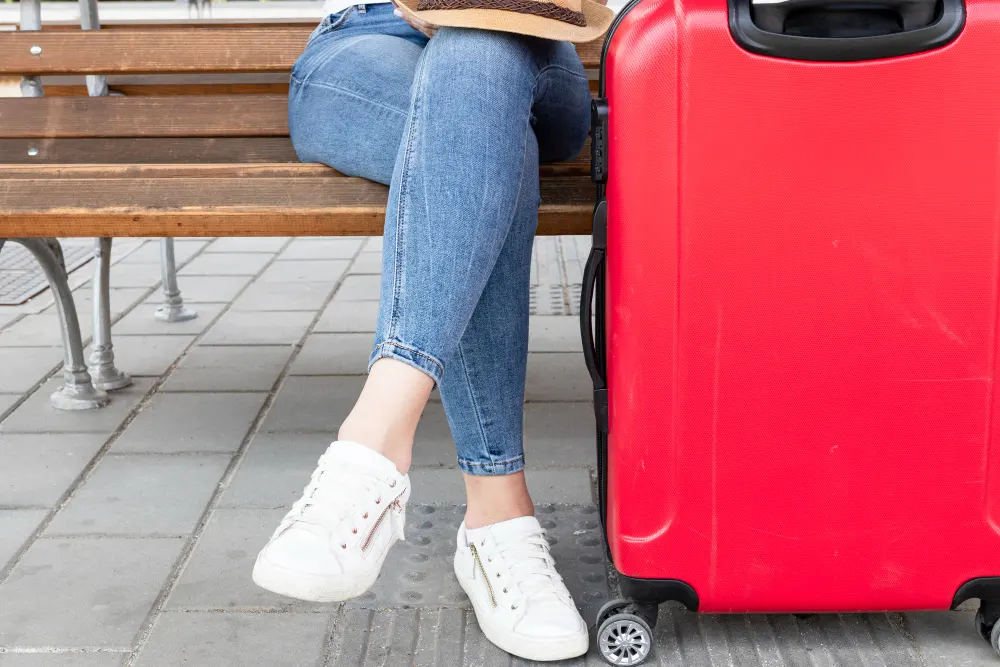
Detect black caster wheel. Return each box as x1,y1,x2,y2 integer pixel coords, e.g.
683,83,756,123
975,607,1000,657
598,612,653,666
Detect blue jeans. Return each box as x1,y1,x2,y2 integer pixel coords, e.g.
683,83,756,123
289,4,591,476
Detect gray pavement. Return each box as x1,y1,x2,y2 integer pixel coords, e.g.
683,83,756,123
0,236,996,666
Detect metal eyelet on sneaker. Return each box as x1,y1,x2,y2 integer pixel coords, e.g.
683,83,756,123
496,573,501,578
503,588,508,594
390,480,397,488
376,498,381,505
511,604,518,610
363,512,369,519
352,528,358,534
341,543,347,549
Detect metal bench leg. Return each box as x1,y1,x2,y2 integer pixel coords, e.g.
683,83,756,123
155,239,197,322
13,239,109,410
88,238,132,391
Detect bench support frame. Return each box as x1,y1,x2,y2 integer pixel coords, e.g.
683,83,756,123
154,239,198,323
12,239,110,410
88,237,133,391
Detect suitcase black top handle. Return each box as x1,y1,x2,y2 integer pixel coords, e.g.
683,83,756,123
729,0,964,61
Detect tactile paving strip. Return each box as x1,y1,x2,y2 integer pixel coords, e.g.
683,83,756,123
529,236,588,316
348,503,611,621
0,242,94,305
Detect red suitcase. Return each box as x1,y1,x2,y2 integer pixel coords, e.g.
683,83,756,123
580,0,1000,661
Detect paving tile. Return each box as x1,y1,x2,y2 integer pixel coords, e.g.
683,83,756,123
289,333,372,376
66,288,152,322
0,313,92,348
0,378,153,435
205,237,289,253
200,310,313,346
349,252,383,275
333,274,382,301
528,316,584,353
0,348,62,393
0,537,184,648
161,345,294,392
364,237,383,252
906,611,995,667
314,300,379,333
46,454,230,536
261,376,364,433
166,508,333,611
111,302,225,336
0,394,21,418
0,654,126,667
218,433,332,509
278,237,363,260
158,275,252,304
525,352,591,402
120,239,206,264
0,510,46,569
406,468,593,505
112,393,267,454
178,253,273,277
0,313,22,330
523,402,596,468
0,434,107,507
133,612,327,667
87,335,194,378
231,281,334,312
256,259,349,283
87,262,163,288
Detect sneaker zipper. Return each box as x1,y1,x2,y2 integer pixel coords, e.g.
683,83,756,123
361,497,402,553
469,543,498,608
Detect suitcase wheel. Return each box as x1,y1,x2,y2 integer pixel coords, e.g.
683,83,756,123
597,612,654,666
975,603,1000,658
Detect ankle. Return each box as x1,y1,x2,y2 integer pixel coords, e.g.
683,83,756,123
338,420,412,474
464,500,534,530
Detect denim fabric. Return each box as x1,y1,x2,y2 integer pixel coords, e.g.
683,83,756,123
288,4,591,475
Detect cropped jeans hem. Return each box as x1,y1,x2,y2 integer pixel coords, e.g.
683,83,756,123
369,340,445,384
458,454,525,477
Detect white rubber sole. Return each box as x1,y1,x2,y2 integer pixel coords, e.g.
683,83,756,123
252,553,380,603
455,567,589,661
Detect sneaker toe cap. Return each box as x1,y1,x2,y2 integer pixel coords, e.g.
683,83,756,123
261,527,344,576
515,600,587,640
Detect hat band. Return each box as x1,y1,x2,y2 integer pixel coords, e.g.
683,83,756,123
415,0,587,26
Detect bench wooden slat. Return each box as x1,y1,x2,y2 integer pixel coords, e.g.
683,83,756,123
5,28,310,75
0,96,289,138
0,153,590,177
0,175,593,237
0,134,590,173
0,138,300,163
2,28,602,75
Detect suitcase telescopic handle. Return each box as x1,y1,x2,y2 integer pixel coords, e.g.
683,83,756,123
730,0,964,61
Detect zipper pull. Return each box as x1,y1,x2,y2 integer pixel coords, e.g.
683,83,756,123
469,543,478,579
388,498,403,540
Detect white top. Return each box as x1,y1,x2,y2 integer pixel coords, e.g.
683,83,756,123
321,0,389,17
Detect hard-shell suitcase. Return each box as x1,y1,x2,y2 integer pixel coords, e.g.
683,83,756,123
581,0,1000,661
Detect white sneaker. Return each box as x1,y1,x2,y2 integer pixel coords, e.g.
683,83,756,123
455,516,589,661
253,440,409,602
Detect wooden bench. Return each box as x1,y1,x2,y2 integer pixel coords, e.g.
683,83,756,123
0,4,600,409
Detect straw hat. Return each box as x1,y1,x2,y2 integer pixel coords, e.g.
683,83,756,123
394,0,612,43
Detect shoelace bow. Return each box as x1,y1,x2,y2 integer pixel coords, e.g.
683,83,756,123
280,454,392,544
489,530,571,605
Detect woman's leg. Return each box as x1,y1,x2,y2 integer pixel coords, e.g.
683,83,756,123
340,30,589,479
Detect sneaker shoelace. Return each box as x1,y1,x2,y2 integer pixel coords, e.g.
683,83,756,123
486,529,572,608
278,453,398,547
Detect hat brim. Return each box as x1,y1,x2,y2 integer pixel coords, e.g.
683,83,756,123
394,0,612,43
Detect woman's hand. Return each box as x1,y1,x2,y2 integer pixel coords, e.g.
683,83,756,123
391,1,439,37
